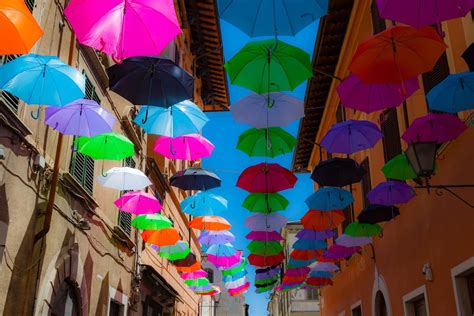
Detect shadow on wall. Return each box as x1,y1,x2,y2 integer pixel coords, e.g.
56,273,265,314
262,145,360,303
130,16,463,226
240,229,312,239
0,184,9,266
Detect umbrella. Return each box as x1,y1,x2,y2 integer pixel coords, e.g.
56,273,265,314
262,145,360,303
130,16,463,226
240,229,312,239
142,228,180,246
131,214,172,230
114,191,162,215
311,157,366,187
189,216,231,231
288,258,317,268
296,229,337,241
321,120,383,154
154,134,214,161
345,221,382,237
185,278,210,287
206,243,237,257
222,258,247,276
245,213,288,231
157,241,190,261
337,74,419,113
247,241,283,256
292,239,327,251
357,204,400,224
173,253,200,270
291,249,324,261
190,284,213,293
402,113,467,144
309,262,339,272
45,99,115,137
350,26,447,84
242,192,289,213
228,283,250,296
301,210,345,231
77,133,134,161
375,0,474,29
224,270,248,282
237,127,296,158
170,168,221,191
382,154,417,180
245,231,283,241
367,180,416,206
97,167,151,190
285,267,310,277
198,231,235,246
336,234,372,248
107,57,193,107
309,271,333,278
181,270,208,280
225,277,248,290
248,253,285,267
255,279,278,287
255,269,280,281
305,187,354,211
224,39,313,94
237,163,297,193
255,264,280,274
181,191,227,216
208,252,242,268
322,244,360,260
0,0,43,54
135,101,209,137
306,277,333,287
231,92,304,128
427,71,474,113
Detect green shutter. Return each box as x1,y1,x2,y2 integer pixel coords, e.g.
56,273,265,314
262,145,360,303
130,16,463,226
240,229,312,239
70,137,95,195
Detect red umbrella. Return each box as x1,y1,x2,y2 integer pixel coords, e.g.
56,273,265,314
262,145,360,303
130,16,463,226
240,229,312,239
301,210,345,231
306,277,333,287
291,249,324,261
248,253,285,267
237,163,297,193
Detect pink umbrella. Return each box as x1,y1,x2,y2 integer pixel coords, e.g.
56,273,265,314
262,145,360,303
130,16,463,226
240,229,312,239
113,191,162,214
208,251,242,268
181,270,208,280
245,231,284,241
228,282,250,295
154,134,215,161
402,113,467,144
64,0,181,61
322,244,361,260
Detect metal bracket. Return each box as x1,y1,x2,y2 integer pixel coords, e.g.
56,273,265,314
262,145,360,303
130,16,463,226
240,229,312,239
414,184,474,208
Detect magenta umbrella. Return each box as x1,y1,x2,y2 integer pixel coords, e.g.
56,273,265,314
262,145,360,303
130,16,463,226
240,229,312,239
245,214,288,232
402,113,467,144
285,267,310,277
208,251,242,268
245,231,283,241
181,270,208,280
368,180,416,206
113,191,162,214
322,244,361,260
154,134,215,161
64,0,181,61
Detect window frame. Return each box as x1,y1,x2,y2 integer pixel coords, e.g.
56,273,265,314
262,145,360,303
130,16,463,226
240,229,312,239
0,55,20,114
451,256,474,316
370,0,386,34
117,157,137,236
69,136,95,195
360,158,372,209
402,285,430,316
351,300,363,316
107,287,128,316
380,108,402,163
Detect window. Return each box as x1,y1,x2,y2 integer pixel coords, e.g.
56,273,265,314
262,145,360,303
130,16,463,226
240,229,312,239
144,297,163,316
174,45,180,66
70,137,95,195
26,0,35,11
342,206,353,232
371,0,386,34
336,104,344,123
352,305,362,316
452,257,474,316
83,71,101,104
50,279,80,316
380,108,402,163
109,299,124,316
375,291,388,316
204,268,214,283
307,289,318,300
0,55,20,113
471,8,474,19
360,158,372,209
422,52,450,95
117,157,136,236
403,286,429,316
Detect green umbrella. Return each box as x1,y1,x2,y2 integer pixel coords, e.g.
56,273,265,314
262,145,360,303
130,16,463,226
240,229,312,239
242,192,289,213
158,241,190,261
131,214,172,230
237,127,296,158
382,153,417,180
256,285,277,293
255,275,279,285
345,221,382,237
224,39,313,94
247,241,283,256
222,259,247,276
184,278,210,287
77,132,134,160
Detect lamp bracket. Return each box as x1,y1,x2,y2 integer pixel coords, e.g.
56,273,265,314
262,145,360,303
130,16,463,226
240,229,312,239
414,184,474,208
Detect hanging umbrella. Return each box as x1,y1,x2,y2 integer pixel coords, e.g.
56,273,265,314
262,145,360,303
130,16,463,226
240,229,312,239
336,234,372,248
290,249,324,261
321,120,383,154
154,134,214,161
224,270,248,282
181,191,227,216
305,187,354,211
296,229,337,241
231,92,304,128
322,244,360,260
285,267,310,277
157,241,190,261
402,113,467,144
142,228,180,246
77,133,134,161
196,285,221,295
189,216,231,231
228,283,250,296
255,268,280,281
350,26,447,84
248,253,285,267
292,239,327,251
245,213,288,231
427,71,474,113
185,277,210,287
309,261,340,272
114,191,162,215
247,241,283,256
198,231,235,246
190,284,213,293
206,243,237,257
367,180,416,206
172,253,200,270
357,204,400,224
237,163,297,193
237,127,296,158
288,258,317,268
224,39,313,94
344,221,382,237
222,258,247,276
97,167,151,190
181,270,208,280
107,57,193,107
337,74,419,113
208,251,242,268
255,264,280,274
309,270,333,278
45,99,115,137
135,101,209,136
242,192,289,213
306,277,333,287
131,214,172,230
170,168,221,191
311,157,366,187
245,231,283,241
301,210,345,231
225,277,248,290
382,154,417,181
255,278,278,287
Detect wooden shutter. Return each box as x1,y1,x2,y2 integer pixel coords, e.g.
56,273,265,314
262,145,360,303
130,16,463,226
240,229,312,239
118,158,136,236
371,0,386,34
69,141,95,195
360,158,372,208
422,52,450,94
380,108,402,163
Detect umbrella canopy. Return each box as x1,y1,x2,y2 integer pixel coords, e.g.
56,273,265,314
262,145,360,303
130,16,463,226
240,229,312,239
173,253,200,270
382,154,417,181
285,267,310,277
45,99,115,137
301,210,345,231
189,216,231,231
255,269,280,281
0,54,85,106
224,270,248,282
97,167,151,190
170,168,221,191
181,270,208,280
208,252,242,268
206,243,237,257
427,72,474,113
291,249,324,261
293,239,327,251
345,221,382,237
358,204,400,224
135,101,209,137
306,277,333,287
350,26,447,84
242,192,289,213
198,231,235,246
157,241,190,261
228,283,250,296
288,258,317,268
185,278,210,287
154,134,214,161
190,284,213,293
247,241,283,256
231,92,304,128
237,163,297,193
305,187,354,211
296,229,337,241
224,39,313,94
311,157,366,187
245,231,283,241
142,228,179,246
131,214,172,230
248,253,285,267
77,133,134,161
222,258,247,276
337,74,419,113
336,234,373,248
181,191,228,216
245,213,288,231
402,113,467,144
323,244,360,260
237,127,296,158
114,191,162,215
309,270,333,278
321,120,383,154
225,277,248,290
309,261,340,272
367,180,416,206
107,57,193,106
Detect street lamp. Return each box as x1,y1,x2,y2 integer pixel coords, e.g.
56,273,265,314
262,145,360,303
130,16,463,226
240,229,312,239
405,142,437,179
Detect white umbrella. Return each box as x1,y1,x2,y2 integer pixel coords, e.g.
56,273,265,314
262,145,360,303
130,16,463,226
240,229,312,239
309,262,340,272
225,277,247,290
97,167,151,190
335,234,372,248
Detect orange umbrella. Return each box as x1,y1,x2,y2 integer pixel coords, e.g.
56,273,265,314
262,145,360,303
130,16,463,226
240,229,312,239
350,26,447,84
175,262,201,272
291,249,324,261
142,228,180,246
189,216,231,231
0,0,44,54
301,210,345,231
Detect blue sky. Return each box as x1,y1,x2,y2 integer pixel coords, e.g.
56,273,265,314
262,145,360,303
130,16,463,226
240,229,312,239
202,20,319,315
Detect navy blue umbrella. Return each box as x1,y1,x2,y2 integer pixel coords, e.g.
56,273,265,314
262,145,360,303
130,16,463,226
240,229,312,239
311,157,366,187
357,204,400,224
170,168,221,191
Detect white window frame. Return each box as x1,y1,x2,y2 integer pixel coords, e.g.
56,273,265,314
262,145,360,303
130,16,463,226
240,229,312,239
451,256,474,316
338,311,346,316
371,270,393,316
402,285,430,316
351,300,363,316
107,287,128,316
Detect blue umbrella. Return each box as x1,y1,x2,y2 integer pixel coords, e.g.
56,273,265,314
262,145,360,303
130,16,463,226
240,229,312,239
293,239,327,251
309,271,333,278
134,100,209,137
223,270,248,282
206,243,237,257
0,54,85,118
288,258,316,268
305,187,354,211
427,71,474,113
181,191,228,216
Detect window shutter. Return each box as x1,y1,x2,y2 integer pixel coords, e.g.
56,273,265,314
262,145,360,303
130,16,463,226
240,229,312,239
336,104,344,123
118,157,136,236
380,108,402,163
70,137,95,195
360,158,372,209
371,0,386,34
82,71,101,104
26,0,35,12
0,56,20,113
422,52,450,95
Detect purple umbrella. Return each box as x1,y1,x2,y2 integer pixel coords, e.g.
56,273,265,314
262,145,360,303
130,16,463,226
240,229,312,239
335,234,372,248
45,99,115,137
255,267,280,280
321,120,383,154
285,267,310,277
245,214,288,232
337,75,419,113
245,231,283,241
402,113,467,144
199,230,235,246
310,262,339,272
296,229,337,241
322,244,361,260
367,180,416,206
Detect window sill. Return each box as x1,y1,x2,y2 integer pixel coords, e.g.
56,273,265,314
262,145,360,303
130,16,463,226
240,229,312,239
112,225,135,251
61,172,99,211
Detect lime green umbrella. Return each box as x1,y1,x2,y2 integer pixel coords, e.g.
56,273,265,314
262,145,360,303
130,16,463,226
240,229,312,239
382,153,417,180
224,39,313,94
185,277,210,287
77,132,134,160
242,192,289,213
247,241,283,256
131,213,172,230
345,221,382,237
222,259,247,276
158,241,190,261
237,127,296,158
